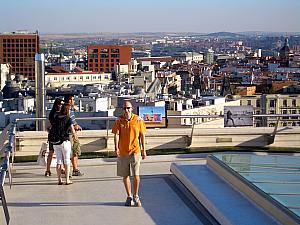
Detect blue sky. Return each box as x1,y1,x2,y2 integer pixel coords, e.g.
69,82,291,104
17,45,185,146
0,0,299,33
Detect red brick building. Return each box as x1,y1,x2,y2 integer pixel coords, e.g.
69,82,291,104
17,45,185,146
0,31,40,80
87,45,132,73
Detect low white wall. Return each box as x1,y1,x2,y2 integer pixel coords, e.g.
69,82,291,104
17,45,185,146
14,127,300,156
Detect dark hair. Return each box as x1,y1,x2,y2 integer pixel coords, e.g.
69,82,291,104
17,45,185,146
60,103,71,116
53,98,62,112
49,98,62,124
64,94,75,103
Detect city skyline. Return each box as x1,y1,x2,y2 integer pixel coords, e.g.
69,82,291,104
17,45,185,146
0,0,299,34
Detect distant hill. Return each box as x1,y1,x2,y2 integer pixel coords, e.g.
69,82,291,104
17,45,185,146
204,32,245,38
237,31,300,36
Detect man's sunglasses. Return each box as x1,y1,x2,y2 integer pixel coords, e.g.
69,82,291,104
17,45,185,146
123,107,132,110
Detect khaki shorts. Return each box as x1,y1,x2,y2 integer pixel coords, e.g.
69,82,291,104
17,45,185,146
117,153,141,177
70,134,81,157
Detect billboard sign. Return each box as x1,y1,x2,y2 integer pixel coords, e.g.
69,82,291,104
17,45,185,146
138,106,167,128
224,106,253,127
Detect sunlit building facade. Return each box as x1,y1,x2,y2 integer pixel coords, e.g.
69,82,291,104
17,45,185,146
0,31,39,80
87,45,132,73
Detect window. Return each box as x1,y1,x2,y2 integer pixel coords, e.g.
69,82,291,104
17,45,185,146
111,54,120,58
256,100,260,107
283,99,287,107
89,48,98,53
292,99,296,107
100,48,108,53
247,100,251,106
291,110,298,119
111,48,119,53
282,110,289,119
100,54,109,58
269,99,276,107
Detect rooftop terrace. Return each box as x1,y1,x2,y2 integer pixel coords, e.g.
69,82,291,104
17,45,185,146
1,116,300,225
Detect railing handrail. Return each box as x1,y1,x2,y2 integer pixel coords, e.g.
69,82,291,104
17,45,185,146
13,113,300,123
2,113,300,225
0,122,16,225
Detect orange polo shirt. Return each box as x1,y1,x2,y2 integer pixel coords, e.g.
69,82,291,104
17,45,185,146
112,113,146,156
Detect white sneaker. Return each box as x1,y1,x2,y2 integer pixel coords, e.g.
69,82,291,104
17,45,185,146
133,195,142,207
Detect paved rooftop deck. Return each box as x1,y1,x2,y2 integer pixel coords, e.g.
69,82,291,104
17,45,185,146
2,152,290,225
1,154,213,225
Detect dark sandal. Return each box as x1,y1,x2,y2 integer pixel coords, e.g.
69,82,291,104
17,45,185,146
58,182,63,185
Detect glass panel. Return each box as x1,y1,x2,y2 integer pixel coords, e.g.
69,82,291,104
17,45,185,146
214,154,300,217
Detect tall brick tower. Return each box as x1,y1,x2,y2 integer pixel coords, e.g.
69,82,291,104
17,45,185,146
0,30,40,80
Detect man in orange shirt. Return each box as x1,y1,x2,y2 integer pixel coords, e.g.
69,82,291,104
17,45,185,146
112,100,146,207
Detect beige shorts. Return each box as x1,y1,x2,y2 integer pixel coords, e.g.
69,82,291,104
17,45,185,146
69,134,81,157
117,153,141,177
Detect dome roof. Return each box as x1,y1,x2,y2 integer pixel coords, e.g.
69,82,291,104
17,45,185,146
280,38,291,58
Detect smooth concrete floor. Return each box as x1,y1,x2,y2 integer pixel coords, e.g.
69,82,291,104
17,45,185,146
1,154,209,225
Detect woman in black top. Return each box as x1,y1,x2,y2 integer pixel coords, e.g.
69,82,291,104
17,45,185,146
52,103,76,185
45,98,62,177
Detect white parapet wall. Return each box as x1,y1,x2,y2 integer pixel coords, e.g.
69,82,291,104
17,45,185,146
14,127,300,156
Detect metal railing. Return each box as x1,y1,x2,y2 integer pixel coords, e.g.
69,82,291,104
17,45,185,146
0,122,17,225
0,113,299,225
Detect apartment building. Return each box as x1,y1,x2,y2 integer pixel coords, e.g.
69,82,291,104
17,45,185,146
0,31,39,80
45,71,112,87
240,94,300,127
87,45,132,73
